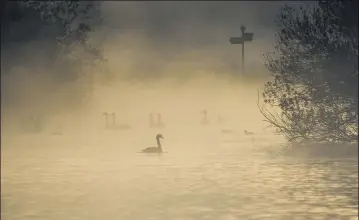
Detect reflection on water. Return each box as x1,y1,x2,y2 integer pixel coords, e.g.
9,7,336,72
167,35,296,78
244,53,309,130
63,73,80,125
1,132,358,220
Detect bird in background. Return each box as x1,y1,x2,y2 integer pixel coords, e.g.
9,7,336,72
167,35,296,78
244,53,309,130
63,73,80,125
200,110,210,126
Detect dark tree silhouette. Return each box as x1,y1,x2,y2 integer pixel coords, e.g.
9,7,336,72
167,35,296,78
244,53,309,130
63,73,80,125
1,1,105,111
258,0,358,144
2,1,105,77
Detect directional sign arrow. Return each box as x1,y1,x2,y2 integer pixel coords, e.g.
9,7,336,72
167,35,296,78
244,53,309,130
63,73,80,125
229,37,244,44
242,33,254,42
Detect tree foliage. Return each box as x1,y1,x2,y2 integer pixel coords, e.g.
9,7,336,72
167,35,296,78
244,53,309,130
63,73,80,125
2,1,104,66
259,0,358,143
1,1,106,114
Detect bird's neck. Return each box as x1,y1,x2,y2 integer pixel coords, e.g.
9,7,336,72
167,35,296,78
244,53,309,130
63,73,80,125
105,115,109,128
156,138,162,149
203,113,208,120
150,115,155,126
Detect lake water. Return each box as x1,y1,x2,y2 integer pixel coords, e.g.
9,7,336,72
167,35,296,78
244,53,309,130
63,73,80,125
1,130,358,220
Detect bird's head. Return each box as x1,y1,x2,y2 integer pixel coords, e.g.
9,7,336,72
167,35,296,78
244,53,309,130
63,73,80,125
156,134,164,139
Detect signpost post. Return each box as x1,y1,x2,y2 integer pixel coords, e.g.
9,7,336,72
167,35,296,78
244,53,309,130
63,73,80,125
229,25,253,74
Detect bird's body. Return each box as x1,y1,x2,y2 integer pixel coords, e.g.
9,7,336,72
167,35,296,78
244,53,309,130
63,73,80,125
244,130,254,135
20,115,43,133
141,134,164,154
149,113,165,128
108,122,131,130
51,124,64,135
107,124,131,130
51,131,63,136
141,147,161,153
218,114,224,124
111,113,131,130
222,129,234,134
117,124,132,130
103,112,131,130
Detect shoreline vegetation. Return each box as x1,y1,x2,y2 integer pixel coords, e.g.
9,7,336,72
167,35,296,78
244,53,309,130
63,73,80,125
259,0,358,145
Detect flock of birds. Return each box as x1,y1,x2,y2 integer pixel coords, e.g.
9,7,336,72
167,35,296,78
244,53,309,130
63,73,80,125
101,109,255,154
19,110,256,154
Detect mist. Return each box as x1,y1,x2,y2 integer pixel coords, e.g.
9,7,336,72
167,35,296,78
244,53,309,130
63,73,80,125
2,2,357,220
2,1,300,139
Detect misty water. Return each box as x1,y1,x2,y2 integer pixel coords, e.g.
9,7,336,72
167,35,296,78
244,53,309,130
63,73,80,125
1,128,358,220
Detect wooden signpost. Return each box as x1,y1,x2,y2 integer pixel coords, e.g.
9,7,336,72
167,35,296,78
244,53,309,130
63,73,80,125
229,25,254,74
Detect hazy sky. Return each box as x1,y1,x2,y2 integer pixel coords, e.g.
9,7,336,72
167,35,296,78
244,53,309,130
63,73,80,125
100,1,313,44
2,1,316,132
95,1,315,77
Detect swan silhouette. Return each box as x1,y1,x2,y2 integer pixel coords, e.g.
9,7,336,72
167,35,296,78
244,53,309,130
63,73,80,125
102,112,110,129
149,113,165,128
102,112,131,130
156,113,165,128
51,124,63,136
141,134,164,153
110,113,131,130
20,115,43,133
222,129,234,134
244,130,254,135
200,110,210,126
218,113,224,124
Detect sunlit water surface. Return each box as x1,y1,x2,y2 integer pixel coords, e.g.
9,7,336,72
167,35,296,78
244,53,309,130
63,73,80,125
1,129,358,220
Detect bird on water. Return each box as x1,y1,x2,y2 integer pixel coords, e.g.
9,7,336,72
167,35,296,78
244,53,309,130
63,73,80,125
156,113,165,128
244,130,254,135
200,110,210,126
141,134,164,153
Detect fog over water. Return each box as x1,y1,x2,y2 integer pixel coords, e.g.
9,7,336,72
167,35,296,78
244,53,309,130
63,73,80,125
1,1,357,220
